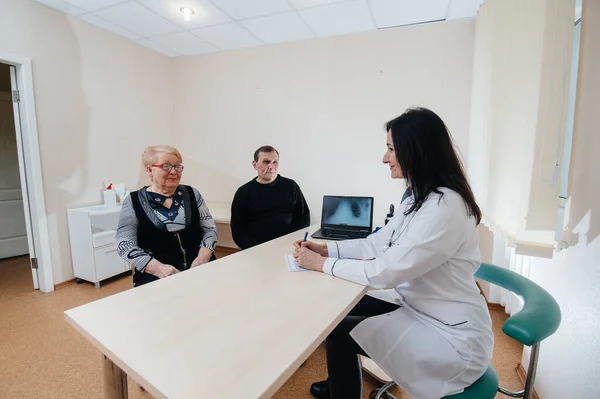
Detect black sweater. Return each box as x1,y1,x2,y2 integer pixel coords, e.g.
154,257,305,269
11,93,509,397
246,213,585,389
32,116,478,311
231,175,310,250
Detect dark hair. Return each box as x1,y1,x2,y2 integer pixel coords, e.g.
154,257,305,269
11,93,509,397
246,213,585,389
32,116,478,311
253,145,279,162
386,107,481,224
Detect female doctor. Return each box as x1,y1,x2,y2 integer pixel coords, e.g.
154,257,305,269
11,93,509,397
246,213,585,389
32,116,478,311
294,107,494,399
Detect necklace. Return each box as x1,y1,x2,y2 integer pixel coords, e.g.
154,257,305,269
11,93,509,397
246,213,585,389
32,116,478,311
147,187,175,203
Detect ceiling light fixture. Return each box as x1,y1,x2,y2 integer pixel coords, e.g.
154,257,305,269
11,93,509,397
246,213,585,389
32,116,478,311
179,7,195,21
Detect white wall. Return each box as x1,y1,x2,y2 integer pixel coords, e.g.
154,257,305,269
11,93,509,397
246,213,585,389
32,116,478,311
526,235,600,398
173,20,476,226
0,0,174,283
1,1,475,285
0,0,475,284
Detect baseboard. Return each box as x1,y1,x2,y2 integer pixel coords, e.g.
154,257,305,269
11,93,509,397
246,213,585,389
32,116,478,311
214,245,239,257
54,278,76,290
487,302,505,311
516,363,541,399
476,282,505,311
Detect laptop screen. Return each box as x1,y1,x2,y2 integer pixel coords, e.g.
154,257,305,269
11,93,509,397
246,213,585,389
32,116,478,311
321,196,374,229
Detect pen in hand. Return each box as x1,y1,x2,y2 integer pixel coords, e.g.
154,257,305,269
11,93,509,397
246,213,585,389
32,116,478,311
294,232,310,250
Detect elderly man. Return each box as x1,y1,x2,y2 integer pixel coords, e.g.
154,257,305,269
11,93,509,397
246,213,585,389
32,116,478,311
231,145,310,250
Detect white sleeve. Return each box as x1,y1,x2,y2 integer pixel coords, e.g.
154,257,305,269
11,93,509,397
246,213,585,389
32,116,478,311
323,195,468,289
324,219,395,260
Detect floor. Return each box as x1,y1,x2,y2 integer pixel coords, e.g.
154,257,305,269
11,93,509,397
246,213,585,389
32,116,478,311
0,255,524,398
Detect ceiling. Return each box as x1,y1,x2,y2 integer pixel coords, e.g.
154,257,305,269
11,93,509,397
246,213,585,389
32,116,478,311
31,0,485,58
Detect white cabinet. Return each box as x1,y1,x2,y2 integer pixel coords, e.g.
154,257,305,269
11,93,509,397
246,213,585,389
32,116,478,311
67,204,130,288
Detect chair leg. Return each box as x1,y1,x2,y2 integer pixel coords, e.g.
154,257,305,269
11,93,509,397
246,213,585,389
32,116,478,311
374,381,398,399
497,387,525,397
523,343,540,399
497,343,540,398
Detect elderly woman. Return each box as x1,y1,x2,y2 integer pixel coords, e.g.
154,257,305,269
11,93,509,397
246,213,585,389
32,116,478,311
116,145,218,287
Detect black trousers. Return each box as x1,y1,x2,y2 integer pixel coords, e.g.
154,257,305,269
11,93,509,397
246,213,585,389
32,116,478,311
326,295,400,399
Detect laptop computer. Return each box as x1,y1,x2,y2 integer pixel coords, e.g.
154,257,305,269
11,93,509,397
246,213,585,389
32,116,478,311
311,195,374,240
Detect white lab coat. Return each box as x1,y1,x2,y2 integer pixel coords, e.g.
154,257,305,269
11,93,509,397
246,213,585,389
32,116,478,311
322,188,494,399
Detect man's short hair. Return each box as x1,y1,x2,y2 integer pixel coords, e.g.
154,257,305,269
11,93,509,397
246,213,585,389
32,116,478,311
253,145,280,162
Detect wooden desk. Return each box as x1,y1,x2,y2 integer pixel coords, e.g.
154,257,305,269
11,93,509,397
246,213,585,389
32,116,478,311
65,224,367,399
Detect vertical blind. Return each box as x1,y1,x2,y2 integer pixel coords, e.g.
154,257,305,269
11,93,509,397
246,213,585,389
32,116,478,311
467,0,575,254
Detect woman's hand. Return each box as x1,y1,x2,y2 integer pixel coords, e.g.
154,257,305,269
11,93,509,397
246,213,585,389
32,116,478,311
191,248,213,268
293,246,326,272
293,240,328,257
145,260,180,278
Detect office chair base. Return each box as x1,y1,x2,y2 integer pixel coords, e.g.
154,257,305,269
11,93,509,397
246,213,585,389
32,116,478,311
368,390,397,399
369,381,398,399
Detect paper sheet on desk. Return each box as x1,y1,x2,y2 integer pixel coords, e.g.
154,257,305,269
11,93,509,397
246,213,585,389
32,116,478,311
285,254,309,272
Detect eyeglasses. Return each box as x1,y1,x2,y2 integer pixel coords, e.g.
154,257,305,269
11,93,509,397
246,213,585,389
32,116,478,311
151,164,184,172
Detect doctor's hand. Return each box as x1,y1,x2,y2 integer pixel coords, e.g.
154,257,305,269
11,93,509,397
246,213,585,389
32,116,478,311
293,240,328,257
293,246,326,272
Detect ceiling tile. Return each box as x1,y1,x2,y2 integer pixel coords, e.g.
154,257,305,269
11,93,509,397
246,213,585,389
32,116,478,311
289,0,348,9
62,0,125,12
137,0,232,29
209,0,292,20
79,14,141,40
32,0,86,16
150,31,217,55
446,0,482,20
192,23,262,50
369,0,450,29
136,38,181,57
240,12,314,44
298,0,374,37
94,1,183,37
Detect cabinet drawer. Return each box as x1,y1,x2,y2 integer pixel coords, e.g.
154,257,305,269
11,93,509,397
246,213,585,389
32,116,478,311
90,211,120,231
94,245,126,281
92,230,117,248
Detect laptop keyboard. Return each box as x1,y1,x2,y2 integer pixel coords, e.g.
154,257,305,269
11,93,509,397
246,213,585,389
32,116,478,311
323,229,368,239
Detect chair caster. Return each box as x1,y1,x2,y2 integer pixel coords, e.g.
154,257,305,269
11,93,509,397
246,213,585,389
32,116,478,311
369,388,397,399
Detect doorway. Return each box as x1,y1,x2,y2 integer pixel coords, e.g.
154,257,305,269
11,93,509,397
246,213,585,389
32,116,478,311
0,62,37,296
0,54,53,293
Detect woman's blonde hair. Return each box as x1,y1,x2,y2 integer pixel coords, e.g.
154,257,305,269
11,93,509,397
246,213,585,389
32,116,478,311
142,145,183,166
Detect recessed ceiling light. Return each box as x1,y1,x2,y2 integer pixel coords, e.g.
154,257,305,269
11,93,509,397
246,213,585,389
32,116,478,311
179,7,195,21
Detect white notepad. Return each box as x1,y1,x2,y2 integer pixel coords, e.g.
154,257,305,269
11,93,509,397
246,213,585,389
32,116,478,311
285,254,309,272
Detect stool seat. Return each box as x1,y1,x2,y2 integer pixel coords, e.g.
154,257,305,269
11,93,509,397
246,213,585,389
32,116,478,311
444,365,499,399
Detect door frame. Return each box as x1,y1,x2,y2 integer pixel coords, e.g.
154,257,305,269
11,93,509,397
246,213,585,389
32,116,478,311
0,52,54,293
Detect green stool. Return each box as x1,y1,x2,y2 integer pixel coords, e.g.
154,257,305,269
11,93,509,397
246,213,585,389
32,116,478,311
371,262,561,399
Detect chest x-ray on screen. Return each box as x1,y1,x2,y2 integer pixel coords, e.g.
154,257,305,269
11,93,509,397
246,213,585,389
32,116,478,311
322,197,371,227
